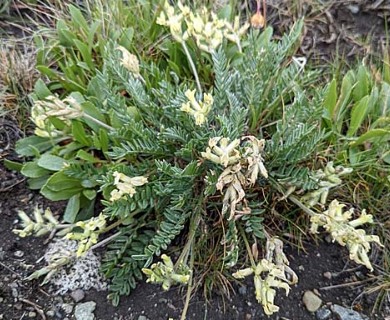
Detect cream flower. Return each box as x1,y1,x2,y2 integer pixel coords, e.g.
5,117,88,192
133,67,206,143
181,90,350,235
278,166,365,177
116,46,140,76
310,200,383,271
66,214,107,256
180,89,213,125
110,171,148,201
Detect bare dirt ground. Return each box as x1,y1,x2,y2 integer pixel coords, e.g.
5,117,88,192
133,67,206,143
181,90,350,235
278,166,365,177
1,1,390,319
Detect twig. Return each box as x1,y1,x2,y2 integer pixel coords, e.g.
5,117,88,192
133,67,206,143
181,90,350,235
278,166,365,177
319,278,374,291
0,178,26,192
0,261,22,278
20,298,46,320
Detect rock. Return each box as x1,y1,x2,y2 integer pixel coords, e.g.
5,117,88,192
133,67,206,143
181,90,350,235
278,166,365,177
14,302,23,310
323,271,332,280
46,310,55,317
298,265,305,271
11,288,18,298
0,248,5,260
74,301,96,320
71,289,85,303
14,250,24,258
137,316,149,320
0,298,3,303
302,290,322,312
347,4,359,14
238,285,247,295
61,304,73,314
331,304,368,320
316,307,332,320
28,311,36,318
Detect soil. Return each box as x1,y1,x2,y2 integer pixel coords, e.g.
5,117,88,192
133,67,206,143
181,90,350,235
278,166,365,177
0,160,387,320
1,1,390,320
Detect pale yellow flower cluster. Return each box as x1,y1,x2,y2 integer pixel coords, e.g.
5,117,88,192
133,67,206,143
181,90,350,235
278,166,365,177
157,1,249,52
142,254,191,291
233,238,298,315
13,206,65,237
202,136,268,220
156,1,189,43
181,89,213,125
25,247,73,284
116,46,140,76
310,200,382,271
110,171,148,202
301,162,353,208
66,214,107,256
31,95,83,137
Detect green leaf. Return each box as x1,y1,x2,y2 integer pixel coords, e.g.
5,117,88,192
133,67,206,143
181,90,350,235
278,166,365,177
69,4,89,33
217,4,232,20
83,189,97,200
15,136,60,157
37,154,68,171
72,121,92,146
323,78,337,121
36,65,60,80
74,39,95,71
347,95,369,137
82,101,107,132
119,27,134,49
34,79,52,99
350,129,390,146
64,194,80,223
99,129,109,153
348,146,360,165
41,187,82,201
335,70,355,131
43,171,82,192
27,176,50,190
76,150,100,163
41,171,83,200
21,161,51,178
352,65,369,102
57,20,74,46
3,159,23,172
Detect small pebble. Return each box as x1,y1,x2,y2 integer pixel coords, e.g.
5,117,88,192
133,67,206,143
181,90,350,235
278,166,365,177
14,250,24,258
302,290,322,312
71,289,85,303
14,302,23,310
238,285,247,295
11,288,18,298
28,311,37,318
347,4,359,14
323,271,332,279
298,265,305,271
61,304,73,314
316,307,332,320
137,316,149,320
46,310,55,317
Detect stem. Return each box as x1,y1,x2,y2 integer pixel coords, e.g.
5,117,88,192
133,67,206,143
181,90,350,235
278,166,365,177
90,231,121,251
83,113,114,131
181,42,202,96
237,222,256,267
180,245,194,320
263,0,267,28
288,195,316,217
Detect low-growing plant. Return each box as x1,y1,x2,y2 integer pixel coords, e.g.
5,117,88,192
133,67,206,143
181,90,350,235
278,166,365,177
11,1,386,318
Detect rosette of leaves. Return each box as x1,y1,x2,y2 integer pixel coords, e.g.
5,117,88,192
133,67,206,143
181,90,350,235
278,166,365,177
13,2,378,317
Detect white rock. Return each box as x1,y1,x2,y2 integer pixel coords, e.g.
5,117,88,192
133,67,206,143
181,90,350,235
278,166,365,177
74,301,96,320
331,304,368,320
302,290,322,312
